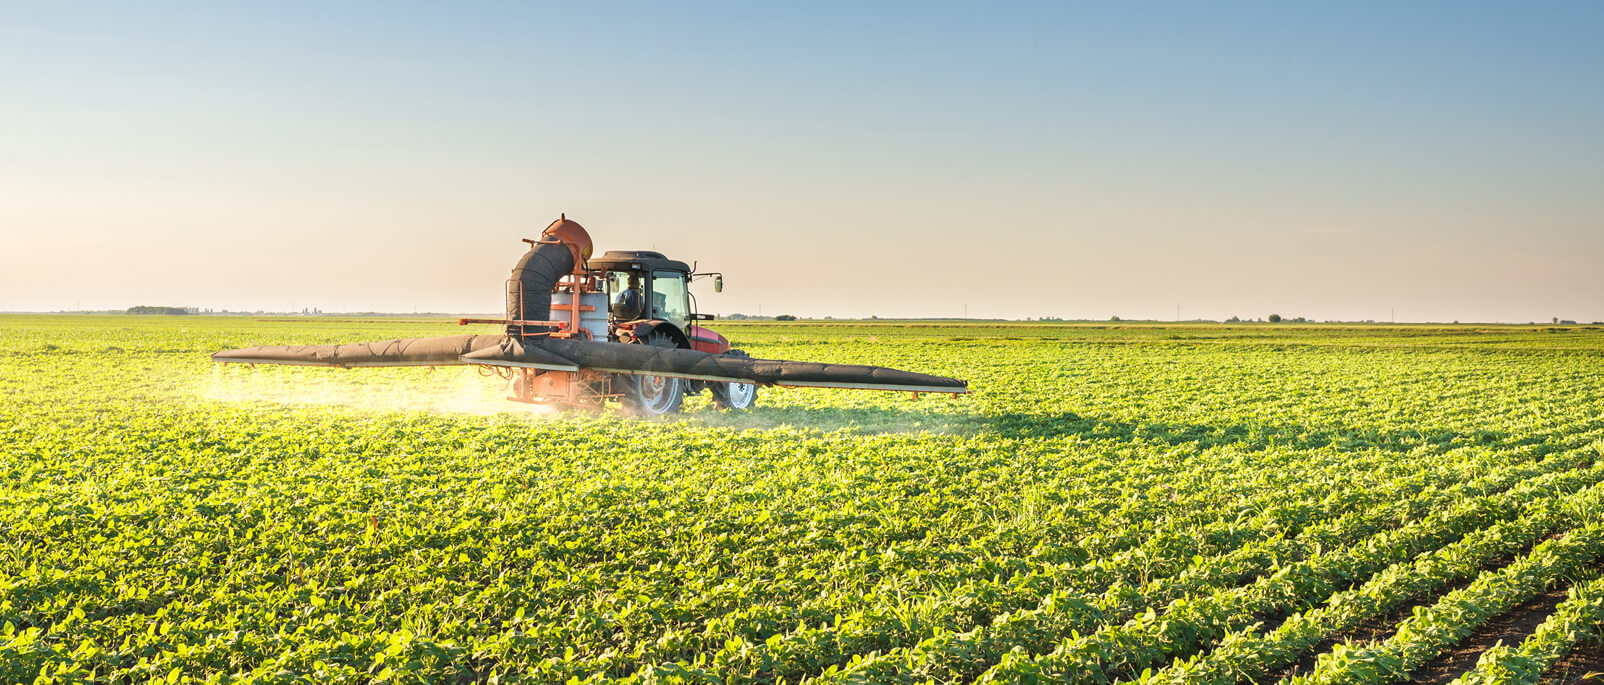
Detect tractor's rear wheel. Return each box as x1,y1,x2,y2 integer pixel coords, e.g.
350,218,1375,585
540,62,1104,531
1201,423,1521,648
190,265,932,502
711,349,758,410
620,332,684,417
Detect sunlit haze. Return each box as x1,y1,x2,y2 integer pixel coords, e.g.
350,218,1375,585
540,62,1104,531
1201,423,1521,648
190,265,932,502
2,2,1600,322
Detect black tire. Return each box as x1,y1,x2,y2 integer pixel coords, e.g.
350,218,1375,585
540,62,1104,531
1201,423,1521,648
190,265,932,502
619,332,685,417
711,349,759,410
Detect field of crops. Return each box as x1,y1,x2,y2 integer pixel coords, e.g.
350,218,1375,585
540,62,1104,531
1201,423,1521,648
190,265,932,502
3,315,1603,684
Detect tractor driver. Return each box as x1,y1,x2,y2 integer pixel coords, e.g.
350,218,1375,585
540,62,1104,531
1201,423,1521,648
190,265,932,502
611,273,645,320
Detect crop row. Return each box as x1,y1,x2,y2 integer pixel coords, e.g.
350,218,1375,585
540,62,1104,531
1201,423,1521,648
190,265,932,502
5,318,1603,683
7,436,1582,685
642,450,1496,682
467,440,1553,682
1450,571,1604,685
1135,469,1604,683
967,456,1604,684
546,442,1591,682
1288,522,1604,683
577,446,1404,673
781,447,1600,685
429,443,1398,680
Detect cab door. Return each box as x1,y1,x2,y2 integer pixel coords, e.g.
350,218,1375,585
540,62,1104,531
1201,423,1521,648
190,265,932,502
649,271,690,328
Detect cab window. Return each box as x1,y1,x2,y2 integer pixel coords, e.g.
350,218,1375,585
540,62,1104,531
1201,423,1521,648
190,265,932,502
651,271,690,326
607,271,645,320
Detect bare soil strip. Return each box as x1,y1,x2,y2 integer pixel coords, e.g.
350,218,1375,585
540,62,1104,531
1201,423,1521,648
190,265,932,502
1409,587,1571,684
1257,590,1443,683
1255,539,1537,684
1544,638,1604,684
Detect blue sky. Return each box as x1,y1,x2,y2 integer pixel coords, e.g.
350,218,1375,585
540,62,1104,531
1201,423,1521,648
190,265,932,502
2,2,1600,321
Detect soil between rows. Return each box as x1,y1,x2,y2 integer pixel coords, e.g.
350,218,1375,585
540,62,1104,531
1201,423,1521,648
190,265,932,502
1255,537,1537,684
1544,637,1604,684
1257,590,1444,683
1410,587,1571,684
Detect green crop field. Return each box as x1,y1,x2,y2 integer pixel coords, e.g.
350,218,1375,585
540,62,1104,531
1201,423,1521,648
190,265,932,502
3,315,1604,684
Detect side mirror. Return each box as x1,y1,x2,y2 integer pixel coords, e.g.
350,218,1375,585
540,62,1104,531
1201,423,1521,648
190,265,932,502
714,275,723,293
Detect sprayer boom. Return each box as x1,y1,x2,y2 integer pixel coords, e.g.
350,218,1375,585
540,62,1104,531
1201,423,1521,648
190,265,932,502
212,216,969,415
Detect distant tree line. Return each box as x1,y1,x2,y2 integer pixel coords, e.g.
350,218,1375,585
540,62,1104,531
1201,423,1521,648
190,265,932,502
125,306,192,315
722,313,799,321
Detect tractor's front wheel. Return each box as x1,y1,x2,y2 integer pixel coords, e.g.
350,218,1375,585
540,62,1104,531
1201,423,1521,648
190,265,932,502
711,349,758,410
620,332,685,417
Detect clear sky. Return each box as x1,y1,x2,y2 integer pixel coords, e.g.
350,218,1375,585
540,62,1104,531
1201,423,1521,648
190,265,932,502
2,2,1600,322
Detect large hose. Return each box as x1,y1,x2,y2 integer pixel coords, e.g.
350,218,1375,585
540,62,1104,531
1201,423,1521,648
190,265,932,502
506,243,572,337
505,216,592,337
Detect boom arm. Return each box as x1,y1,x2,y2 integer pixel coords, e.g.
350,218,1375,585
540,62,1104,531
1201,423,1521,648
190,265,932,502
212,334,968,394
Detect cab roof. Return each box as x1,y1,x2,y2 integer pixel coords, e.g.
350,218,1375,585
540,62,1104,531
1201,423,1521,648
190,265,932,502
586,250,691,274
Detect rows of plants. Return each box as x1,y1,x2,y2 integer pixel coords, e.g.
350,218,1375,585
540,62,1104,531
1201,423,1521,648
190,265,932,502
1135,470,1604,683
1289,522,1604,683
789,445,1597,685
1450,571,1604,684
1,317,1601,683
965,455,1604,684
604,444,1506,681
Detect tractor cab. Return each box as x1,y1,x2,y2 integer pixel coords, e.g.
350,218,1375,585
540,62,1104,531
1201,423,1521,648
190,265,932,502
588,250,692,330
588,250,731,356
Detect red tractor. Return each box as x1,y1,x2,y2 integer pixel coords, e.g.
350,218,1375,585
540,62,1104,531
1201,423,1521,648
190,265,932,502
214,216,968,416
550,247,756,415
